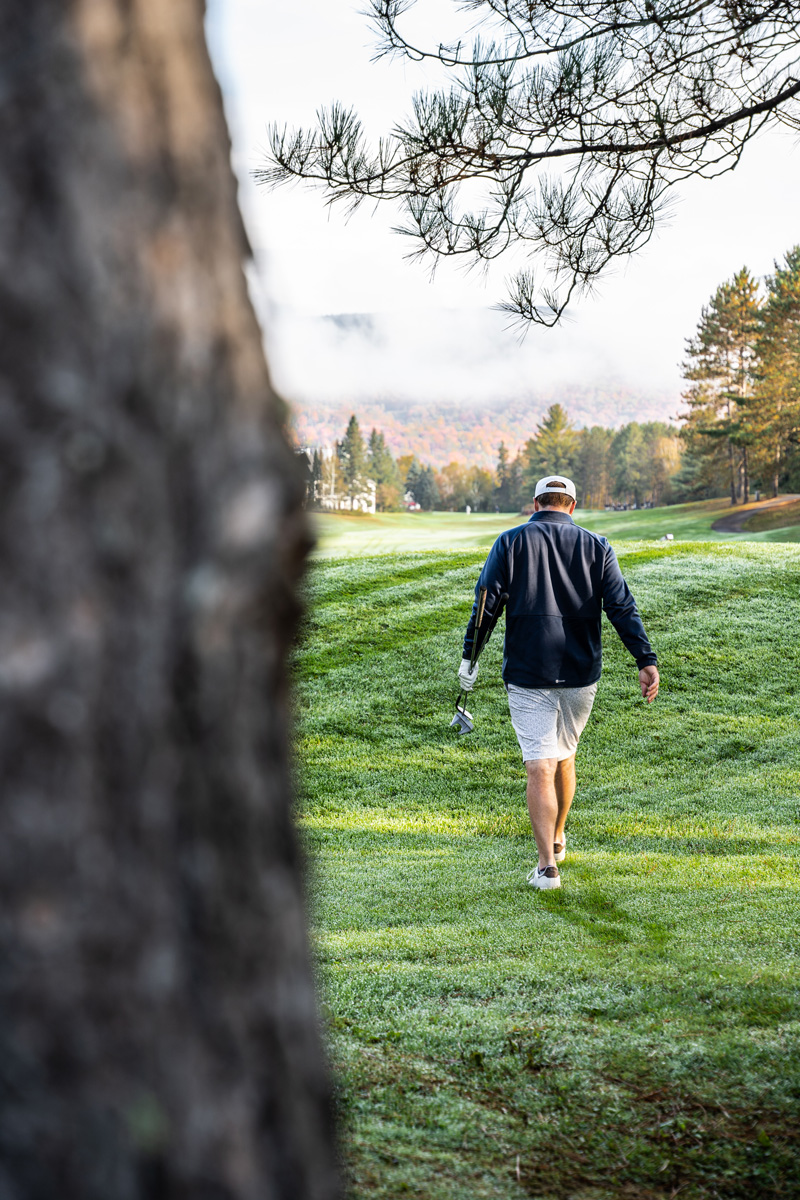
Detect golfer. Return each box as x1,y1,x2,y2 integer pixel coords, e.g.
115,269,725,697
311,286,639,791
458,475,659,890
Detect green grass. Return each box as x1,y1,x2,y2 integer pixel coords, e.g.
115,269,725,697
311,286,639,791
297,542,800,1198
744,499,800,533
312,511,526,556
313,499,800,557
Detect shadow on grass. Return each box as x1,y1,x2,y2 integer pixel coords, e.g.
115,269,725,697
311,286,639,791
304,823,790,859
586,833,788,856
297,600,468,677
535,883,663,947
336,1033,800,1200
306,553,477,604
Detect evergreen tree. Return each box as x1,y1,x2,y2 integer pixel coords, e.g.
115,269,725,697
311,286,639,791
507,455,526,512
751,247,800,495
319,446,339,508
404,459,440,510
368,428,403,510
396,454,415,493
494,442,512,511
523,404,578,494
404,458,422,505
337,413,368,502
682,268,761,504
572,422,681,508
670,450,717,502
310,449,323,509
415,465,441,511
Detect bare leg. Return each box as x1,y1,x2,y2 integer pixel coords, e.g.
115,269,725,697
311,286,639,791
525,758,559,869
554,754,576,847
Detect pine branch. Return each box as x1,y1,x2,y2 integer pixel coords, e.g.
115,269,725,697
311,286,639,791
257,1,800,322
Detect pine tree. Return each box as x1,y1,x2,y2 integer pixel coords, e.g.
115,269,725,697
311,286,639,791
337,413,368,503
523,404,579,494
494,442,512,511
310,449,323,509
416,465,441,511
751,247,800,495
319,446,340,508
405,458,422,505
682,268,761,504
262,3,799,326
670,450,715,502
368,428,403,510
507,456,526,512
404,459,440,510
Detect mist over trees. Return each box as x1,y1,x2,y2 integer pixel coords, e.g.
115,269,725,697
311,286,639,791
303,244,800,514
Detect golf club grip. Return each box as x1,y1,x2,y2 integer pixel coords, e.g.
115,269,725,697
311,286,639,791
475,591,509,659
476,587,487,630
470,586,488,669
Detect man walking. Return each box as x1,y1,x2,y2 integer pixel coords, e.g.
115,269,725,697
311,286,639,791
459,475,659,890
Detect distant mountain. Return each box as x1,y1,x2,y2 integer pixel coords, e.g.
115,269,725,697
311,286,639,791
290,388,683,468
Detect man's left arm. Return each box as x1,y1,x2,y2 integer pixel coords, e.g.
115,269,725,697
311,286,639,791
459,538,509,689
601,545,659,703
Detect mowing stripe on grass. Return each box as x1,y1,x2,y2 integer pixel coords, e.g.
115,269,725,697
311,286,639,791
298,542,800,1199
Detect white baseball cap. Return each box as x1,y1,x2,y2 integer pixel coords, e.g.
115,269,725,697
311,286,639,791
534,474,577,501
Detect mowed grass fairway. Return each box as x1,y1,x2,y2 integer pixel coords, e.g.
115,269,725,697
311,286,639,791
312,498,800,557
297,539,800,1199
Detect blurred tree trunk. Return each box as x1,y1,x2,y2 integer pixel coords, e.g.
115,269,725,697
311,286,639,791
0,3,338,1198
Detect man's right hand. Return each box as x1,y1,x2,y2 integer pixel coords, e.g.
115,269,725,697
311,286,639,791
458,658,479,692
639,665,659,703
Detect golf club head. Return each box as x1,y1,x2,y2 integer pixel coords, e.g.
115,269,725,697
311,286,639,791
450,706,474,735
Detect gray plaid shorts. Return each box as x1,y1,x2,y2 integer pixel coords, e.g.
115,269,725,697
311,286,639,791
506,682,597,762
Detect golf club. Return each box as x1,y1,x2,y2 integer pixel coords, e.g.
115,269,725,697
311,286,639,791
450,589,508,735
450,586,486,735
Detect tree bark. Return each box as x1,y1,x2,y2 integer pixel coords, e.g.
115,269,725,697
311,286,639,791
0,2,338,1198
727,439,738,505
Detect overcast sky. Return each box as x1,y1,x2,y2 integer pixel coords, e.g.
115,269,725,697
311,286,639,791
206,0,800,418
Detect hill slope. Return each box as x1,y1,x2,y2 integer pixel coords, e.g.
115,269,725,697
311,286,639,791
298,542,800,1199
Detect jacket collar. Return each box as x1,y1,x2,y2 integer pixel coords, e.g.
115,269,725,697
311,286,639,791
528,510,575,524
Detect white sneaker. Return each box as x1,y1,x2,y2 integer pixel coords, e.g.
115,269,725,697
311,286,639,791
526,865,561,890
554,834,567,863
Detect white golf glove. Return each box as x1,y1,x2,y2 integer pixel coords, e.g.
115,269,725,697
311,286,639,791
458,658,479,692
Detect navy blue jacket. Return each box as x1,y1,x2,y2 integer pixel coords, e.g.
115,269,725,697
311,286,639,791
462,511,657,688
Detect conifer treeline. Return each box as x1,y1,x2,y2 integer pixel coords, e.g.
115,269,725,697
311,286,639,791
306,244,800,512
308,406,682,512
681,246,800,503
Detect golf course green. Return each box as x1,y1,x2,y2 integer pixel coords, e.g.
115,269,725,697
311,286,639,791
297,531,800,1198
312,497,800,557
